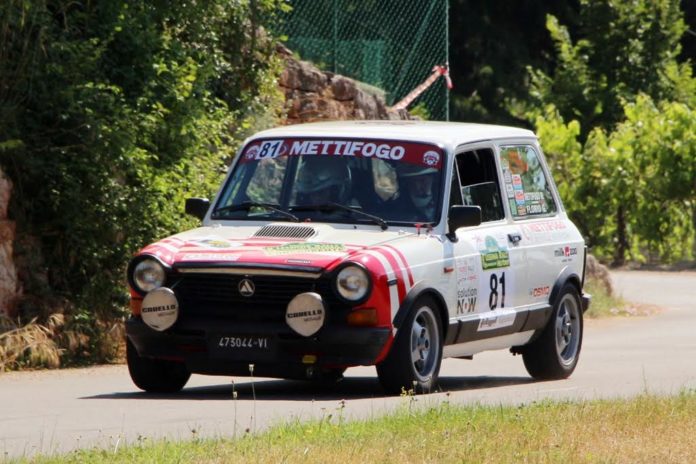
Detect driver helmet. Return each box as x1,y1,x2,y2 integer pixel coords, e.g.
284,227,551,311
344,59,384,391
296,158,352,203
398,164,438,209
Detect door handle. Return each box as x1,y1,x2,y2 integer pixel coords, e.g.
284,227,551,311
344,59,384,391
508,232,522,245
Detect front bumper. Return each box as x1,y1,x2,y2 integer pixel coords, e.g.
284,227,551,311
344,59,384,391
126,316,390,379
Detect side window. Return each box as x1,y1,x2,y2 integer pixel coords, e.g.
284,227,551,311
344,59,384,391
455,148,504,222
499,145,557,219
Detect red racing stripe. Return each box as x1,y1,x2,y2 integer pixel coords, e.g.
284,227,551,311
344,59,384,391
371,247,406,302
383,244,414,286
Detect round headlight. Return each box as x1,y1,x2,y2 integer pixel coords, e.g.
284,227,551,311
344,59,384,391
133,258,166,293
335,264,371,302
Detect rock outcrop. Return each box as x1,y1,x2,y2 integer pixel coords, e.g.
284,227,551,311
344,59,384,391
277,45,412,123
0,167,21,316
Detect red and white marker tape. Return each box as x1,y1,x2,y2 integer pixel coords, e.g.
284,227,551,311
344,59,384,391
390,64,453,112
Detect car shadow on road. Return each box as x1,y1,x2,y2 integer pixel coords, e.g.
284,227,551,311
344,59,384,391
81,375,534,401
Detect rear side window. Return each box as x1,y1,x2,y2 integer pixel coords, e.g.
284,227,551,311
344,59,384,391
499,145,557,218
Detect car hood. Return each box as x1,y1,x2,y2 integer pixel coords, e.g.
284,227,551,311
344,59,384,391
138,222,424,271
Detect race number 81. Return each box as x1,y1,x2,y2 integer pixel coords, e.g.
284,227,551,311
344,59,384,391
256,140,284,159
489,272,506,310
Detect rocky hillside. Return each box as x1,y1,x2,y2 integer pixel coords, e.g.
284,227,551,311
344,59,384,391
277,45,412,123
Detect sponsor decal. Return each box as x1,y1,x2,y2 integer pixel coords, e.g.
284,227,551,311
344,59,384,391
245,144,259,159
456,256,478,282
525,203,546,214
517,205,527,216
554,246,578,258
193,238,239,249
521,220,570,243
525,191,545,202
554,245,578,263
480,236,510,270
286,308,324,320
423,150,440,166
508,199,517,214
264,242,346,255
286,258,312,265
141,304,177,313
141,288,178,332
456,287,478,315
289,140,406,160
477,308,516,332
240,138,443,168
505,183,515,198
523,192,548,215
180,253,240,262
512,174,523,187
286,292,325,337
524,220,567,233
530,286,550,298
515,190,526,204
455,255,478,314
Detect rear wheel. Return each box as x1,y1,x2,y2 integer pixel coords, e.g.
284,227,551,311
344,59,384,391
522,284,583,380
377,296,443,394
126,338,190,393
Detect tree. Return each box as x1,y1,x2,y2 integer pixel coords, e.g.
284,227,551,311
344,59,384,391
0,0,286,364
448,0,579,124
527,0,696,265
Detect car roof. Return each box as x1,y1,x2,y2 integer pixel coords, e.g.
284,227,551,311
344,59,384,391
249,120,536,148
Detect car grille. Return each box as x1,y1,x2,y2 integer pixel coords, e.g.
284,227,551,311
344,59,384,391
169,273,346,324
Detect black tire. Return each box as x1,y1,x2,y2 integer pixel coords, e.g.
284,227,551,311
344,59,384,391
126,338,191,393
522,283,584,380
377,295,443,395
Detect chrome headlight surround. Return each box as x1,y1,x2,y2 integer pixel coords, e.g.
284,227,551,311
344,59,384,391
127,255,168,295
333,262,372,304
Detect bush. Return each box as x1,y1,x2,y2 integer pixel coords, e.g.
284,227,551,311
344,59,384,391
0,0,287,366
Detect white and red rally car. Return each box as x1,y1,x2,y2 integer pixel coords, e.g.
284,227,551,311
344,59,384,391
126,121,590,394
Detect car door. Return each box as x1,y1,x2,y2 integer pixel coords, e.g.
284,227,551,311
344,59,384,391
445,143,528,348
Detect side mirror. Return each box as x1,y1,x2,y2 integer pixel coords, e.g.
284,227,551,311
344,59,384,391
447,205,482,241
185,197,210,220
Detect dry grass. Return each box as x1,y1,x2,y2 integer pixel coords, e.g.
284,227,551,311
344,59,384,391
21,390,696,464
0,313,124,371
0,314,64,370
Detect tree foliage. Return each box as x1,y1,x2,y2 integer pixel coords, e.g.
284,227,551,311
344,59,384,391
527,0,693,139
0,0,286,364
526,0,696,265
448,0,579,124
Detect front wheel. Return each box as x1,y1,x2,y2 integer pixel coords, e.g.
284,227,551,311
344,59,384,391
126,338,191,393
522,283,583,380
377,296,443,394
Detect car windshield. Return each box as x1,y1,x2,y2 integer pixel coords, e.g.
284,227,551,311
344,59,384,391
211,138,445,226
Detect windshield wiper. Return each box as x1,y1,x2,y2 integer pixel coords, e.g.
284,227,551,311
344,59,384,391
213,201,300,222
292,202,388,230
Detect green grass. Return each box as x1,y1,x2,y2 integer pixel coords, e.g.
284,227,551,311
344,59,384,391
18,390,696,464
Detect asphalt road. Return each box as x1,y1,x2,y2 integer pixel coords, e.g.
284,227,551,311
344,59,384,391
1,270,695,459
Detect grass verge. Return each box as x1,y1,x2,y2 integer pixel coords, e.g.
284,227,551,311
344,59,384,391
17,390,696,464
584,276,657,318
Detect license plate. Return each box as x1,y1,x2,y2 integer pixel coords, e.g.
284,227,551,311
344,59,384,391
216,335,271,350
